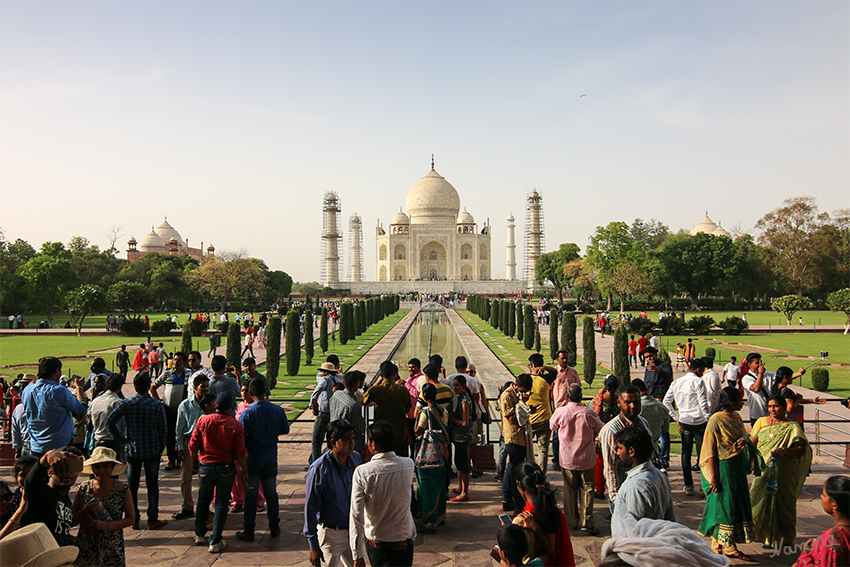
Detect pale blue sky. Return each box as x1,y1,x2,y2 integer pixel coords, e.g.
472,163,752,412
2,1,847,282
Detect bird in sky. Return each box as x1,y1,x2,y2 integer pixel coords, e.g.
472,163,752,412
580,94,587,97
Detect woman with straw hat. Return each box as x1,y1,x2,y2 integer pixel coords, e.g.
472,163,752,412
0,522,78,566
70,447,134,566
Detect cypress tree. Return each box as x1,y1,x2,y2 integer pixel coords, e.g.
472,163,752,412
614,323,630,384
304,310,314,365
320,307,329,354
345,303,355,341
226,319,242,371
483,299,490,321
265,316,281,389
285,310,300,376
534,323,542,353
490,300,500,328
181,325,193,360
500,300,509,335
523,305,535,350
354,303,364,336
508,302,516,338
549,309,559,362
517,302,524,343
562,311,577,367
582,316,596,385
339,303,349,345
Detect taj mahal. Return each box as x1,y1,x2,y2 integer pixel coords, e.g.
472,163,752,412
321,158,541,295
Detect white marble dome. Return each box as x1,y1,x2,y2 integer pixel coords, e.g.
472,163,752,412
391,210,410,225
139,228,165,249
691,214,718,236
154,218,185,248
405,167,460,225
457,210,475,224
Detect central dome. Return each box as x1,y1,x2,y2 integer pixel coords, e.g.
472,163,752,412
405,166,461,225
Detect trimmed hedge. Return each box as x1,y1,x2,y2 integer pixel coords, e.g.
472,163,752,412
582,316,596,385
811,367,830,392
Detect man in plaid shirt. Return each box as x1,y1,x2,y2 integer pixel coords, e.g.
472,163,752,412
107,371,168,530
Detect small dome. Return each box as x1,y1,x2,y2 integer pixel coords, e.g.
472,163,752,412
691,214,718,236
713,224,731,238
405,164,460,225
457,210,475,224
350,214,362,224
127,236,137,245
139,228,166,249
154,217,185,248
391,210,410,225
207,243,215,251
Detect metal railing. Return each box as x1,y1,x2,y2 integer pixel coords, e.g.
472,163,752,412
813,407,850,461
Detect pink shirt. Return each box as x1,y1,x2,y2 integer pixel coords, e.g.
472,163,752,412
549,401,603,471
403,373,421,418
551,365,581,409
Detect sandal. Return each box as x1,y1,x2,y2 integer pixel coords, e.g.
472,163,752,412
725,551,757,562
450,495,469,502
452,488,461,494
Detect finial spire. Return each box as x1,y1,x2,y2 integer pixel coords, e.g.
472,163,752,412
706,210,709,217
431,154,435,170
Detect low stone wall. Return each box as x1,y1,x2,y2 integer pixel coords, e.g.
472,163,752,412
342,280,536,295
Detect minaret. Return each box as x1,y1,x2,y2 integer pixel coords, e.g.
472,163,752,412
321,191,342,287
349,213,363,282
506,213,517,280
525,190,544,282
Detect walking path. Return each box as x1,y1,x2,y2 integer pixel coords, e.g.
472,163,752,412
1,309,847,566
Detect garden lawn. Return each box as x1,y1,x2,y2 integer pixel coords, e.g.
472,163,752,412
8,311,273,330
457,310,609,389
615,310,846,327
265,310,408,422
657,333,849,399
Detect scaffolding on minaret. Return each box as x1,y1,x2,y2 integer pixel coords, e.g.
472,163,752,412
348,213,363,283
524,189,545,282
321,191,343,287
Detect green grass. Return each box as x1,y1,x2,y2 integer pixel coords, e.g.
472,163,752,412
617,310,847,327
265,310,408,422
658,333,849,398
6,311,265,330
457,310,610,388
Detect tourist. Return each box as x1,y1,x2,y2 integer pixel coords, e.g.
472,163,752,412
88,373,125,460
675,343,687,372
207,355,240,416
147,347,161,380
512,461,575,567
492,523,545,567
11,375,35,459
684,338,696,365
750,394,812,548
172,373,210,521
361,361,411,457
663,358,711,497
413,383,450,533
742,352,769,426
627,336,638,369
610,425,675,536
310,362,342,464
702,356,724,414
417,362,453,411
7,456,36,525
240,357,267,390
550,350,580,471
304,420,361,567
723,356,741,389
446,355,484,474
236,378,290,542
774,365,824,423
186,350,213,385
71,447,134,566
526,353,556,474
23,357,88,458
84,358,112,392
330,371,366,455
189,392,249,553
449,375,475,502
21,446,84,547
697,387,757,561
349,420,416,567
132,345,148,374
641,346,670,472
631,379,668,470
499,374,531,514
399,358,420,455
598,384,654,521
549,384,603,536
106,372,168,531
636,334,648,366
240,325,255,358
794,476,850,567
591,375,620,501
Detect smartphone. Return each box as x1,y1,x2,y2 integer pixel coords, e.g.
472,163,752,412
499,514,511,526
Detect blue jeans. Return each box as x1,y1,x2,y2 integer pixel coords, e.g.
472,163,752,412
496,436,506,477
243,463,279,534
629,354,637,368
501,443,527,510
126,455,160,523
551,435,560,468
680,422,706,488
309,412,330,464
659,428,670,464
195,462,236,545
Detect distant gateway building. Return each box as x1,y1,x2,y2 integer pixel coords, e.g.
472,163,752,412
126,217,213,263
323,159,542,295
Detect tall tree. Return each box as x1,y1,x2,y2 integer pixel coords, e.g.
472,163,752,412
771,295,813,326
182,325,194,360
562,311,577,366
490,300,500,329
226,320,242,371
523,305,535,350
285,310,301,376
549,310,559,362
826,288,850,335
507,301,516,338
614,323,630,384
516,301,524,343
266,316,282,389
66,284,107,336
186,253,266,307
107,281,150,315
18,242,79,327
304,310,314,365
582,316,596,385
656,233,736,309
535,243,581,307
320,306,329,352
756,196,835,296
586,222,641,310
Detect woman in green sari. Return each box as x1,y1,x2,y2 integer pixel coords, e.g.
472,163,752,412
750,393,813,548
414,383,450,534
699,387,758,562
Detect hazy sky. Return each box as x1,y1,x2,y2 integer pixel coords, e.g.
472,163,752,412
2,1,847,283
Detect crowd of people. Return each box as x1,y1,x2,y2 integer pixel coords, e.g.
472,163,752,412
0,335,847,567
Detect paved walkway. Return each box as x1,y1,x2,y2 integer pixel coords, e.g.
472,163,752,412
2,309,848,566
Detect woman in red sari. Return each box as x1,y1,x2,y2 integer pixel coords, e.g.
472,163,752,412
795,476,849,567
512,461,575,567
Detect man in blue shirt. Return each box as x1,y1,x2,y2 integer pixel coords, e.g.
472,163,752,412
107,371,168,530
173,373,211,520
304,420,361,567
309,362,342,464
236,378,290,542
151,351,193,470
23,357,88,457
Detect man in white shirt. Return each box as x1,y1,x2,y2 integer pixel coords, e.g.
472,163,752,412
350,420,416,567
89,374,126,459
722,356,741,389
741,352,769,427
663,358,710,496
649,332,659,351
701,357,724,414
